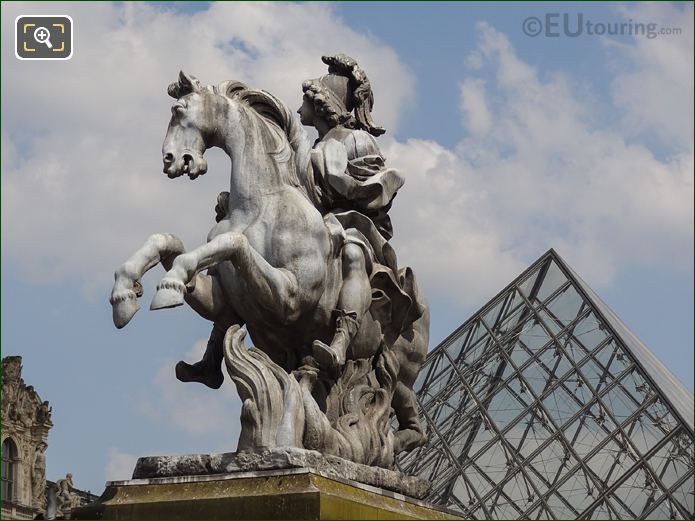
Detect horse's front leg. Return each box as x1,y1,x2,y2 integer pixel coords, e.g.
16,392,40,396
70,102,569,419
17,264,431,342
110,233,186,328
151,232,301,324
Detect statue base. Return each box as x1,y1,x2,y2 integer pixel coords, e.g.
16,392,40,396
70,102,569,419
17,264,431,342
72,468,463,520
133,447,430,499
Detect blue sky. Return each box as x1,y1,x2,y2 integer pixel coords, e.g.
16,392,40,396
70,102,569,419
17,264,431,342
2,2,692,494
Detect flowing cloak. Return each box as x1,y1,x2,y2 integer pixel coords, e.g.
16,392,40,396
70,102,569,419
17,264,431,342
307,128,426,339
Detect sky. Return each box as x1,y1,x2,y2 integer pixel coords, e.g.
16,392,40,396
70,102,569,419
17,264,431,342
1,1,693,494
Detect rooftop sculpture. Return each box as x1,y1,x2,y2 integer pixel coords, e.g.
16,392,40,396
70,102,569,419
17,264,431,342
110,55,429,474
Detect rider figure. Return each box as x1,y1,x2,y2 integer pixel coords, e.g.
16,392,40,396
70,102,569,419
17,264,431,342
298,54,404,369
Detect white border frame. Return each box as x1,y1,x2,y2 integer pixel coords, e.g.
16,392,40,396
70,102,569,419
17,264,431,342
15,15,74,61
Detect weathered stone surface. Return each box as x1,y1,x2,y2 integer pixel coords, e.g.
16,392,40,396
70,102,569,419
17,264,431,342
74,470,460,520
55,473,82,519
1,356,52,519
132,447,431,499
109,54,430,470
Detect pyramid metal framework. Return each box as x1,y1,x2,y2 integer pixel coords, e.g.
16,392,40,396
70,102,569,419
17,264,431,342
398,250,694,519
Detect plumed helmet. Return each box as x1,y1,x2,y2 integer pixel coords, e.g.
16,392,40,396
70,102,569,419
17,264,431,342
302,54,385,136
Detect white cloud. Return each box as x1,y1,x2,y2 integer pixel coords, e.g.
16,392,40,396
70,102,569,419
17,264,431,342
105,447,139,481
386,17,692,307
140,338,242,437
460,78,492,136
607,3,694,150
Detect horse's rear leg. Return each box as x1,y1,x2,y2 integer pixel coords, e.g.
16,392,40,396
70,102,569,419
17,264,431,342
392,382,428,454
110,233,186,328
151,232,302,324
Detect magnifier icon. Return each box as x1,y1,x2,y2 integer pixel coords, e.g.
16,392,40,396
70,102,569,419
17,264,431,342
33,26,53,49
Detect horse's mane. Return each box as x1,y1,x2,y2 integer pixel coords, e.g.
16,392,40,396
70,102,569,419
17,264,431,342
215,81,314,202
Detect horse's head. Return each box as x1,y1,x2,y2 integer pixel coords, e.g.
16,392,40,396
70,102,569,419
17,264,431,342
162,71,212,180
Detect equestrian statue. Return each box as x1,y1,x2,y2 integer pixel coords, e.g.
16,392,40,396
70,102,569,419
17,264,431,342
110,55,429,468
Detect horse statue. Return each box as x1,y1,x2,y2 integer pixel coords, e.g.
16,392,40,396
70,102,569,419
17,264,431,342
110,66,428,467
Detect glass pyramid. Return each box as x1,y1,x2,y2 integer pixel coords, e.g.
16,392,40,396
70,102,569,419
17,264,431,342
398,249,694,519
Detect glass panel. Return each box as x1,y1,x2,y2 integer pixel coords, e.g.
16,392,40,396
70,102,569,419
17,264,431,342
518,264,543,299
571,311,608,353
536,342,574,385
643,496,675,520
561,335,593,367
594,341,632,377
563,405,617,460
617,367,649,404
554,467,598,515
534,260,568,303
420,366,454,405
562,370,593,410
586,500,619,519
536,307,563,336
471,440,513,492
644,497,686,520
624,411,667,458
485,492,523,519
641,398,681,436
449,416,496,463
495,292,529,341
578,355,612,391
542,384,582,429
546,492,581,519
482,298,507,331
439,383,478,424
408,446,445,481
503,375,534,412
532,505,554,520
428,465,462,504
646,437,693,490
543,284,585,327
599,374,640,425
507,407,555,460
445,333,467,364
449,474,480,511
521,356,555,397
585,434,635,485
484,385,527,431
611,465,663,518
490,471,533,518
669,475,694,517
509,338,534,368
461,321,493,365
415,352,443,397
517,318,553,354
527,438,577,490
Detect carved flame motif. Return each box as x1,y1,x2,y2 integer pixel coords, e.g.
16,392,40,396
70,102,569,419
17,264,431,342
223,326,305,450
223,326,400,468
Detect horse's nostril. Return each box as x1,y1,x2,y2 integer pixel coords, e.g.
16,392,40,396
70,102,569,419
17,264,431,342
182,153,193,164
163,152,174,164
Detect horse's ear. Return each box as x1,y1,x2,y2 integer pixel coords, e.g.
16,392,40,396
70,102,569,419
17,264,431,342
179,71,200,91
167,70,201,99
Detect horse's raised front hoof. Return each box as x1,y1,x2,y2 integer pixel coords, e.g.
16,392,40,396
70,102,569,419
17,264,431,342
175,361,224,389
150,279,185,310
311,340,344,370
110,290,140,329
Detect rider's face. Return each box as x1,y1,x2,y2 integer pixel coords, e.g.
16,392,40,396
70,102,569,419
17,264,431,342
297,96,315,126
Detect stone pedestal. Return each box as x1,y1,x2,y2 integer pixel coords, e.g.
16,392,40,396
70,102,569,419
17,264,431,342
72,468,462,520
